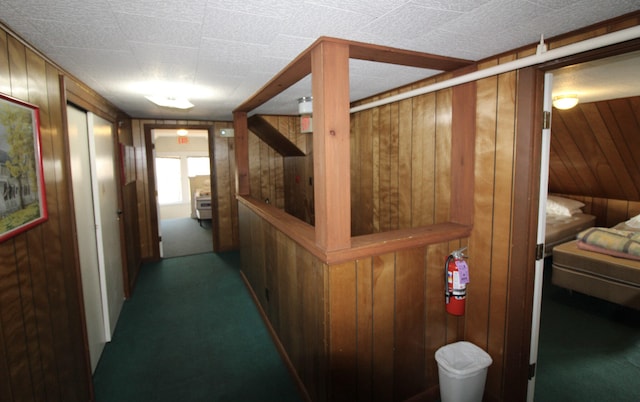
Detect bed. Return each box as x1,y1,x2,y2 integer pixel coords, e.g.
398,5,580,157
544,195,596,257
551,216,640,310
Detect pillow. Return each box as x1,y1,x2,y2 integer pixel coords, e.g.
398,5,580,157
546,195,585,216
625,213,640,229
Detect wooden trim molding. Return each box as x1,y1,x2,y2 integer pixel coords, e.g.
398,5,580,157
237,196,471,265
234,36,475,259
234,36,473,114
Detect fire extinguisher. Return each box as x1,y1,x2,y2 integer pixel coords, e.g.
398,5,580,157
445,247,469,316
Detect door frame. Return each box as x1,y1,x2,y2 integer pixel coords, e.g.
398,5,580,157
143,124,219,259
518,38,640,401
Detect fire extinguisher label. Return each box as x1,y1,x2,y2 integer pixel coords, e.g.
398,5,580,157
453,271,461,289
455,260,470,284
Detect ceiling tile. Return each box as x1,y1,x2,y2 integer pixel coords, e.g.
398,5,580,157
359,3,462,43
114,12,202,47
201,6,284,45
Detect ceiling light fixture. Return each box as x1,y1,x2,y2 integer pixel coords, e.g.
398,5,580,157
145,95,194,110
177,129,188,136
552,94,579,110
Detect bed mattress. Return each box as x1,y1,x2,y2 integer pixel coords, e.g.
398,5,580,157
552,240,640,309
545,213,596,256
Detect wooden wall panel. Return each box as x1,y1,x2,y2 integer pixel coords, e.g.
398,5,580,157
394,247,426,399
549,95,640,201
239,203,467,401
0,28,91,402
411,93,436,227
371,252,395,401
488,56,517,397
328,261,358,402
238,202,328,402
248,115,314,224
132,119,153,259
350,79,453,237
237,13,640,402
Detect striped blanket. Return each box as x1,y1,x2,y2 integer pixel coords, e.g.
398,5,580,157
577,227,640,258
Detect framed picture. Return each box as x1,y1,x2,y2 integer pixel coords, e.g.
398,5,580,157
0,93,48,242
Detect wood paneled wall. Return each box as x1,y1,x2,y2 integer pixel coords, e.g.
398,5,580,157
549,96,640,201
116,118,142,293
131,119,238,257
248,115,314,224
0,28,91,402
239,202,467,402
350,83,453,236
238,14,640,402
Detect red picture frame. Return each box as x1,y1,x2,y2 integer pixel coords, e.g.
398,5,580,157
0,93,48,242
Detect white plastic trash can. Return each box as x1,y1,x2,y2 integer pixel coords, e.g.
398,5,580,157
435,341,493,402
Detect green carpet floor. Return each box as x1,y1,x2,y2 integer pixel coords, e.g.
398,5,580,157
534,265,640,401
93,252,303,402
160,217,213,258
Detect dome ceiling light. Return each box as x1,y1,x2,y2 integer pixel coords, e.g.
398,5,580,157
552,94,579,110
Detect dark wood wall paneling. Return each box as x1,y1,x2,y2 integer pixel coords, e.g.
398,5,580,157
239,202,467,402
117,118,142,292
0,30,91,402
350,78,455,236
549,96,640,201
131,119,238,258
248,115,314,225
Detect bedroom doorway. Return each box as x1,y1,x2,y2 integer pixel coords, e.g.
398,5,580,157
153,128,213,258
528,48,640,402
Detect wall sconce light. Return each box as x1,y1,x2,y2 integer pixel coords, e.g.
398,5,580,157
298,96,313,133
552,94,579,110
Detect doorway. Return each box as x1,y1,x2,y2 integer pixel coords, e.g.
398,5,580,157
148,126,215,258
529,49,640,402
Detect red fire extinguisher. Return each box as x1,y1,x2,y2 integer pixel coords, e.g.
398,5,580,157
445,247,469,316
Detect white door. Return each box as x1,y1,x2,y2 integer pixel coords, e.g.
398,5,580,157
67,106,105,372
527,72,554,402
87,113,125,339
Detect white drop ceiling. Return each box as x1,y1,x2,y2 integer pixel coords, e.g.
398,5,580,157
0,0,638,120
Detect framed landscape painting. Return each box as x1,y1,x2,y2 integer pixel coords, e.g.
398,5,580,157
0,93,47,242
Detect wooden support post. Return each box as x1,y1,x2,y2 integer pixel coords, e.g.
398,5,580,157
450,67,477,226
233,111,250,196
311,41,351,251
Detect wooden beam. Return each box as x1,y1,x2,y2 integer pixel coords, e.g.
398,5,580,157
248,115,306,157
450,65,477,225
347,39,473,71
233,111,250,196
234,53,312,113
312,40,351,251
233,36,473,115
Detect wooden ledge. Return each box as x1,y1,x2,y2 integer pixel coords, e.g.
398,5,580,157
238,196,472,265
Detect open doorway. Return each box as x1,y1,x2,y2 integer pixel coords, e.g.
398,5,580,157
153,128,214,258
531,49,640,402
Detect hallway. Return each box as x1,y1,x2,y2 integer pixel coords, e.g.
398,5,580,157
92,252,303,402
